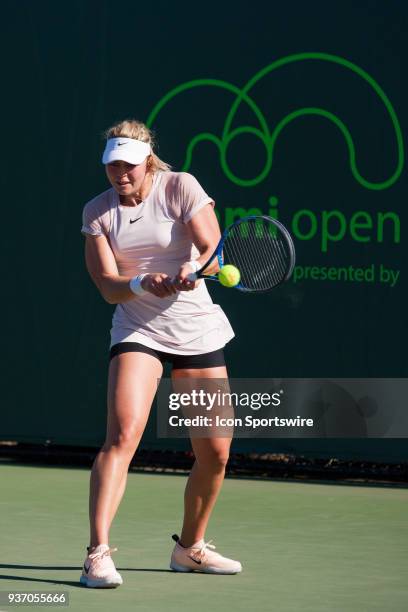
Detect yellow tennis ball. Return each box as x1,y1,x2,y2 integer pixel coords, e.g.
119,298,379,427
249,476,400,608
218,265,241,287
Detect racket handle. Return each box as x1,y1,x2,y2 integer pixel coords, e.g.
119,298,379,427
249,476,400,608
170,273,197,286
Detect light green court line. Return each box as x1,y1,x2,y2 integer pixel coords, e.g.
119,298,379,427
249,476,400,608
0,464,407,612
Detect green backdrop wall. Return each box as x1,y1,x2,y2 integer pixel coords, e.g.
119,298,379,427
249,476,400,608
1,0,407,461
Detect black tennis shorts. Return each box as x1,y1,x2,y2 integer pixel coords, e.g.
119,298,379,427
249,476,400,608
109,342,225,369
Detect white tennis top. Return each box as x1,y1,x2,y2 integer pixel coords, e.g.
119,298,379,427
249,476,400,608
81,171,234,354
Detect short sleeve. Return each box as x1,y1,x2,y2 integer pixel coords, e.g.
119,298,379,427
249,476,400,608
174,173,215,224
81,193,110,237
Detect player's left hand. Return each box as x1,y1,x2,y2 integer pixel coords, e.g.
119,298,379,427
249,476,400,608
173,263,201,291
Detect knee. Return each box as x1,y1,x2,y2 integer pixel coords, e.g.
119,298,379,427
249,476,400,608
196,449,230,472
103,427,142,456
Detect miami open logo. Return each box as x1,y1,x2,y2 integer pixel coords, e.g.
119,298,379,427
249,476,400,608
146,53,404,286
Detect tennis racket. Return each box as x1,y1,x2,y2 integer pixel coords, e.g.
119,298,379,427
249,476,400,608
189,215,295,292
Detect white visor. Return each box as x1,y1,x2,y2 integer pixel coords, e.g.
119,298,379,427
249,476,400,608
102,137,151,165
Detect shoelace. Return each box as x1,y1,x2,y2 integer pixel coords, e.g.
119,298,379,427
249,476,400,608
88,547,118,568
190,539,216,562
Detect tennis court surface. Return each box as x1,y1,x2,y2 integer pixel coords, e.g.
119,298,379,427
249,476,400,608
0,464,407,612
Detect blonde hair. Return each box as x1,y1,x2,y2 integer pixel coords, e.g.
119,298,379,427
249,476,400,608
104,119,171,172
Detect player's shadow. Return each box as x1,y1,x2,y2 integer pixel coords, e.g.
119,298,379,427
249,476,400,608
0,574,81,587
0,564,173,588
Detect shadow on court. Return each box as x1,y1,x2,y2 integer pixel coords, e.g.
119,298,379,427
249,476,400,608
0,566,173,590
0,564,172,572
0,574,82,588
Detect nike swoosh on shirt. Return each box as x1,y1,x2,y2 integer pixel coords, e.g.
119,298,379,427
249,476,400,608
130,217,143,224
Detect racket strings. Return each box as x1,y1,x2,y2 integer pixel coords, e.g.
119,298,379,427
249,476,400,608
223,219,292,291
225,229,260,287
245,228,276,289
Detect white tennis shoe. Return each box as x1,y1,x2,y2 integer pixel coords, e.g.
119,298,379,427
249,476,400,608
170,534,242,574
80,544,123,588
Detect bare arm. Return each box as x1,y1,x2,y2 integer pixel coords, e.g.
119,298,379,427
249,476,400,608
84,234,135,304
84,234,176,303
174,203,221,289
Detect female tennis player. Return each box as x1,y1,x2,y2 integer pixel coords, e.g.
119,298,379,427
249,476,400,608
80,119,242,587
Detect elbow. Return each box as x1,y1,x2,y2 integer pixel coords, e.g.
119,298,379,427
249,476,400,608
96,275,118,305
198,243,214,255
95,284,117,305
104,295,118,305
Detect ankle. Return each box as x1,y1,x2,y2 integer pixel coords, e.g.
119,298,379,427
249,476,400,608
87,542,109,553
179,537,204,548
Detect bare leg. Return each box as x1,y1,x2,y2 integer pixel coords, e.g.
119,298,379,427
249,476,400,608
89,352,163,548
171,366,232,547
180,437,231,546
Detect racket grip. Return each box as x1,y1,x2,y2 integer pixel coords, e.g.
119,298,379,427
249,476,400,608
170,273,197,286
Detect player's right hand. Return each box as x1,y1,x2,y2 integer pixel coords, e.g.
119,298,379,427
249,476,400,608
141,273,178,298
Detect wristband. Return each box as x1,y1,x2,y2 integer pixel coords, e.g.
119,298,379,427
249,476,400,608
129,273,148,296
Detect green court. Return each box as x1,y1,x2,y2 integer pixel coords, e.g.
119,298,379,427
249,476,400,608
0,464,407,612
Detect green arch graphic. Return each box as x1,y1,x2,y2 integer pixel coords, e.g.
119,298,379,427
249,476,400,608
146,52,404,189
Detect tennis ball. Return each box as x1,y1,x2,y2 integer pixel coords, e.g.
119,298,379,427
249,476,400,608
218,265,241,287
